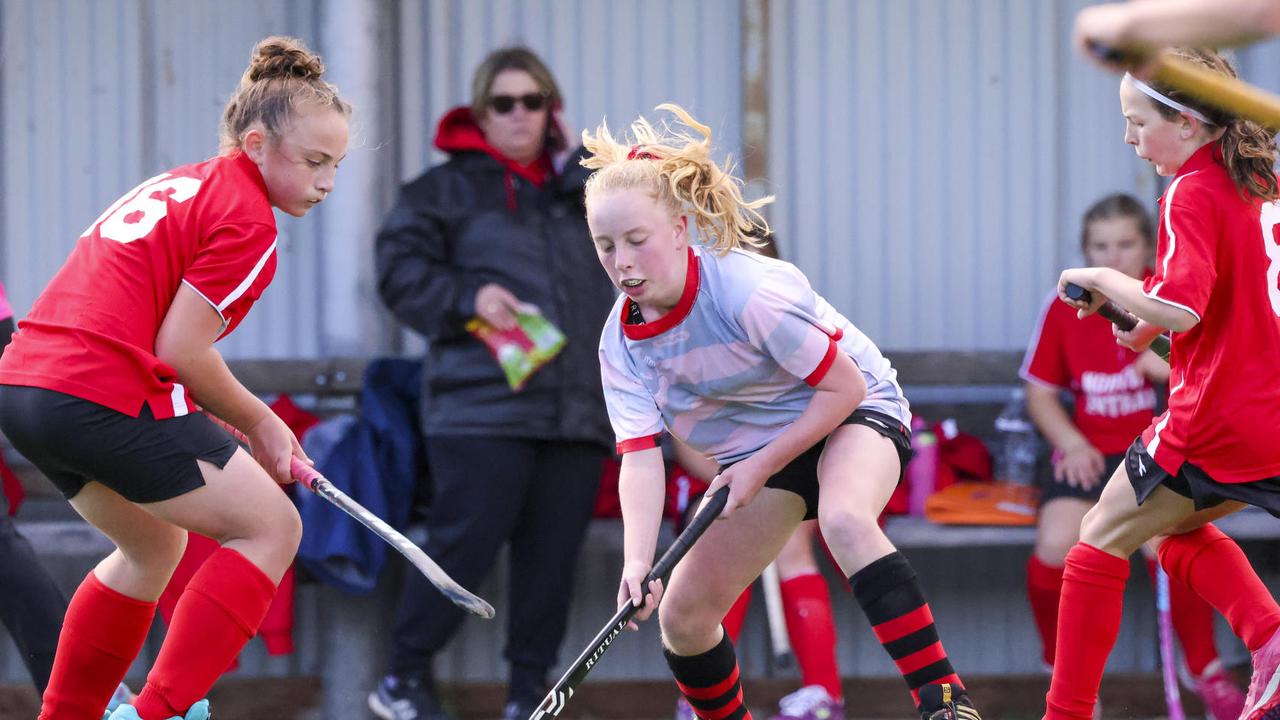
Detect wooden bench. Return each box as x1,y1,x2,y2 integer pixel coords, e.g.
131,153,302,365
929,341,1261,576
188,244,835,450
5,352,1277,715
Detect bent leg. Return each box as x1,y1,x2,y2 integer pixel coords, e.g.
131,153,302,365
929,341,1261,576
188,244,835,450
660,488,804,720
131,449,301,719
817,424,962,707
1045,470,1197,719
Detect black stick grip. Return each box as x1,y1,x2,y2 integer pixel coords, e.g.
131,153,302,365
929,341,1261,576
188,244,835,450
646,485,729,583
528,485,731,720
1064,282,1171,361
1064,282,1138,331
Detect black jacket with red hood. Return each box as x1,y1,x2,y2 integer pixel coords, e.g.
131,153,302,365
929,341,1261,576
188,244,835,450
375,107,613,447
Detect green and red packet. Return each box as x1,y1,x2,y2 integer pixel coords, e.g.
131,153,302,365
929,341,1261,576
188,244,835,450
466,312,566,391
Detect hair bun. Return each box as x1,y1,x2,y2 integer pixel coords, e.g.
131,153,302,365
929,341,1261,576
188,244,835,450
246,36,324,83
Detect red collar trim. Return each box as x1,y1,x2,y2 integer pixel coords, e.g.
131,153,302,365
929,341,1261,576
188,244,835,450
621,247,699,340
230,151,270,197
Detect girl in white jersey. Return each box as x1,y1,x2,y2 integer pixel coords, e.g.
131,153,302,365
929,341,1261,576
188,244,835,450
581,105,981,720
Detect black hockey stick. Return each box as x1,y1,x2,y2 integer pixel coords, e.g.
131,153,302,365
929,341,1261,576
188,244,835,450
528,485,731,720
1064,282,1171,361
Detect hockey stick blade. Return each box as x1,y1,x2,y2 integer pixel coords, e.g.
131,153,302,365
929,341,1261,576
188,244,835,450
290,457,495,619
528,486,731,720
208,413,494,618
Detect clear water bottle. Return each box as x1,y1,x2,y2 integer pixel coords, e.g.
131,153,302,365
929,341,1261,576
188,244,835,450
994,388,1040,485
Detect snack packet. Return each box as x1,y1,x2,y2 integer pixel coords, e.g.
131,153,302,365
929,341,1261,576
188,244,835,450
465,312,566,391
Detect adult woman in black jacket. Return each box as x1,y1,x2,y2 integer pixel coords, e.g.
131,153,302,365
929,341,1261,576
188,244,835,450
371,47,614,720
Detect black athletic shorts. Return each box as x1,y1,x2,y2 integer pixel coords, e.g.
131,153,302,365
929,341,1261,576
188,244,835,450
720,408,912,521
1040,452,1125,505
0,384,238,503
1126,437,1280,518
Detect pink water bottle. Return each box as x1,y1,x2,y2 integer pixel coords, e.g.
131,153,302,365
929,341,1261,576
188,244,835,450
906,418,939,516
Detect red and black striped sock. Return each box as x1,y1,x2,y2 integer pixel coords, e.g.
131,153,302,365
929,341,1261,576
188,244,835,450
665,630,752,720
850,552,961,706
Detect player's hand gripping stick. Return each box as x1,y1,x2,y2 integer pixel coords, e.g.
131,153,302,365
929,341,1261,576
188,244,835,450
1064,282,1171,361
528,486,732,720
211,414,495,619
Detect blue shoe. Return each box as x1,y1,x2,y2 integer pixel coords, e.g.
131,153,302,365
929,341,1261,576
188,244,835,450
103,682,136,719
106,699,210,720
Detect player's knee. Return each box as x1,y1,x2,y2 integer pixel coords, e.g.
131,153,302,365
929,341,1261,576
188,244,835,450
658,591,717,649
265,498,302,555
817,503,880,550
1078,504,1141,556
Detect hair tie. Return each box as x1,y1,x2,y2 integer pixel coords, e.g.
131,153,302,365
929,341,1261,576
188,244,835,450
627,145,660,161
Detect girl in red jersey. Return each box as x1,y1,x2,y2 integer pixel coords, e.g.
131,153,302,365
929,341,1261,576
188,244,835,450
0,37,350,720
1023,194,1244,718
1044,47,1280,720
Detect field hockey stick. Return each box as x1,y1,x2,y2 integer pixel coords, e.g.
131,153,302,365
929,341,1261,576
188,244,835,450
1088,41,1280,130
1064,283,1171,361
761,561,793,666
208,414,495,619
529,485,731,720
1156,567,1187,720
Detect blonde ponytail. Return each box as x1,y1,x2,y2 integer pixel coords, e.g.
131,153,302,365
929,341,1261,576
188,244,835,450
582,103,772,254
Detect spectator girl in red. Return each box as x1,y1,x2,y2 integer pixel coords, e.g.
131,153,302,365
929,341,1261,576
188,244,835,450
0,36,350,720
1046,47,1280,720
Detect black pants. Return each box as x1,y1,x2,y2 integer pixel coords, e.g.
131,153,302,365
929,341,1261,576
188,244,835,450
0,499,67,695
0,318,69,695
388,436,605,701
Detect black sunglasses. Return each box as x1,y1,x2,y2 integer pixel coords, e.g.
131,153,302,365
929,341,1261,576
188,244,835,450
488,92,549,114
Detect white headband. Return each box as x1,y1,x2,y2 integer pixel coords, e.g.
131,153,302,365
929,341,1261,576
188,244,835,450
1125,73,1212,124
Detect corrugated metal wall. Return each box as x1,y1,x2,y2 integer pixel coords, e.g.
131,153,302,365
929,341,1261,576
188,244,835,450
0,0,333,359
5,1,1280,354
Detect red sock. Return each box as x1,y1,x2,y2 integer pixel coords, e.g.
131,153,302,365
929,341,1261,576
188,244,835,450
1045,543,1129,720
1144,556,1217,676
1026,555,1064,668
1158,524,1280,653
132,548,276,720
722,586,752,644
39,572,156,720
780,573,842,700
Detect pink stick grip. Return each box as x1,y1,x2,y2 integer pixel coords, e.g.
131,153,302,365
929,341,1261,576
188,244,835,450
289,456,321,490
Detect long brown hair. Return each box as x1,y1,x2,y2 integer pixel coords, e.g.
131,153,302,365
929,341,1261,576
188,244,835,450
219,36,352,154
1146,48,1278,202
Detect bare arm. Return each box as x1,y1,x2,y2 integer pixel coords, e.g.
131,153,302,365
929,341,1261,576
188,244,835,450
1060,267,1198,332
671,436,719,483
616,446,668,627
1075,0,1279,61
1027,380,1106,489
708,351,866,518
154,284,305,483
1026,382,1087,453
